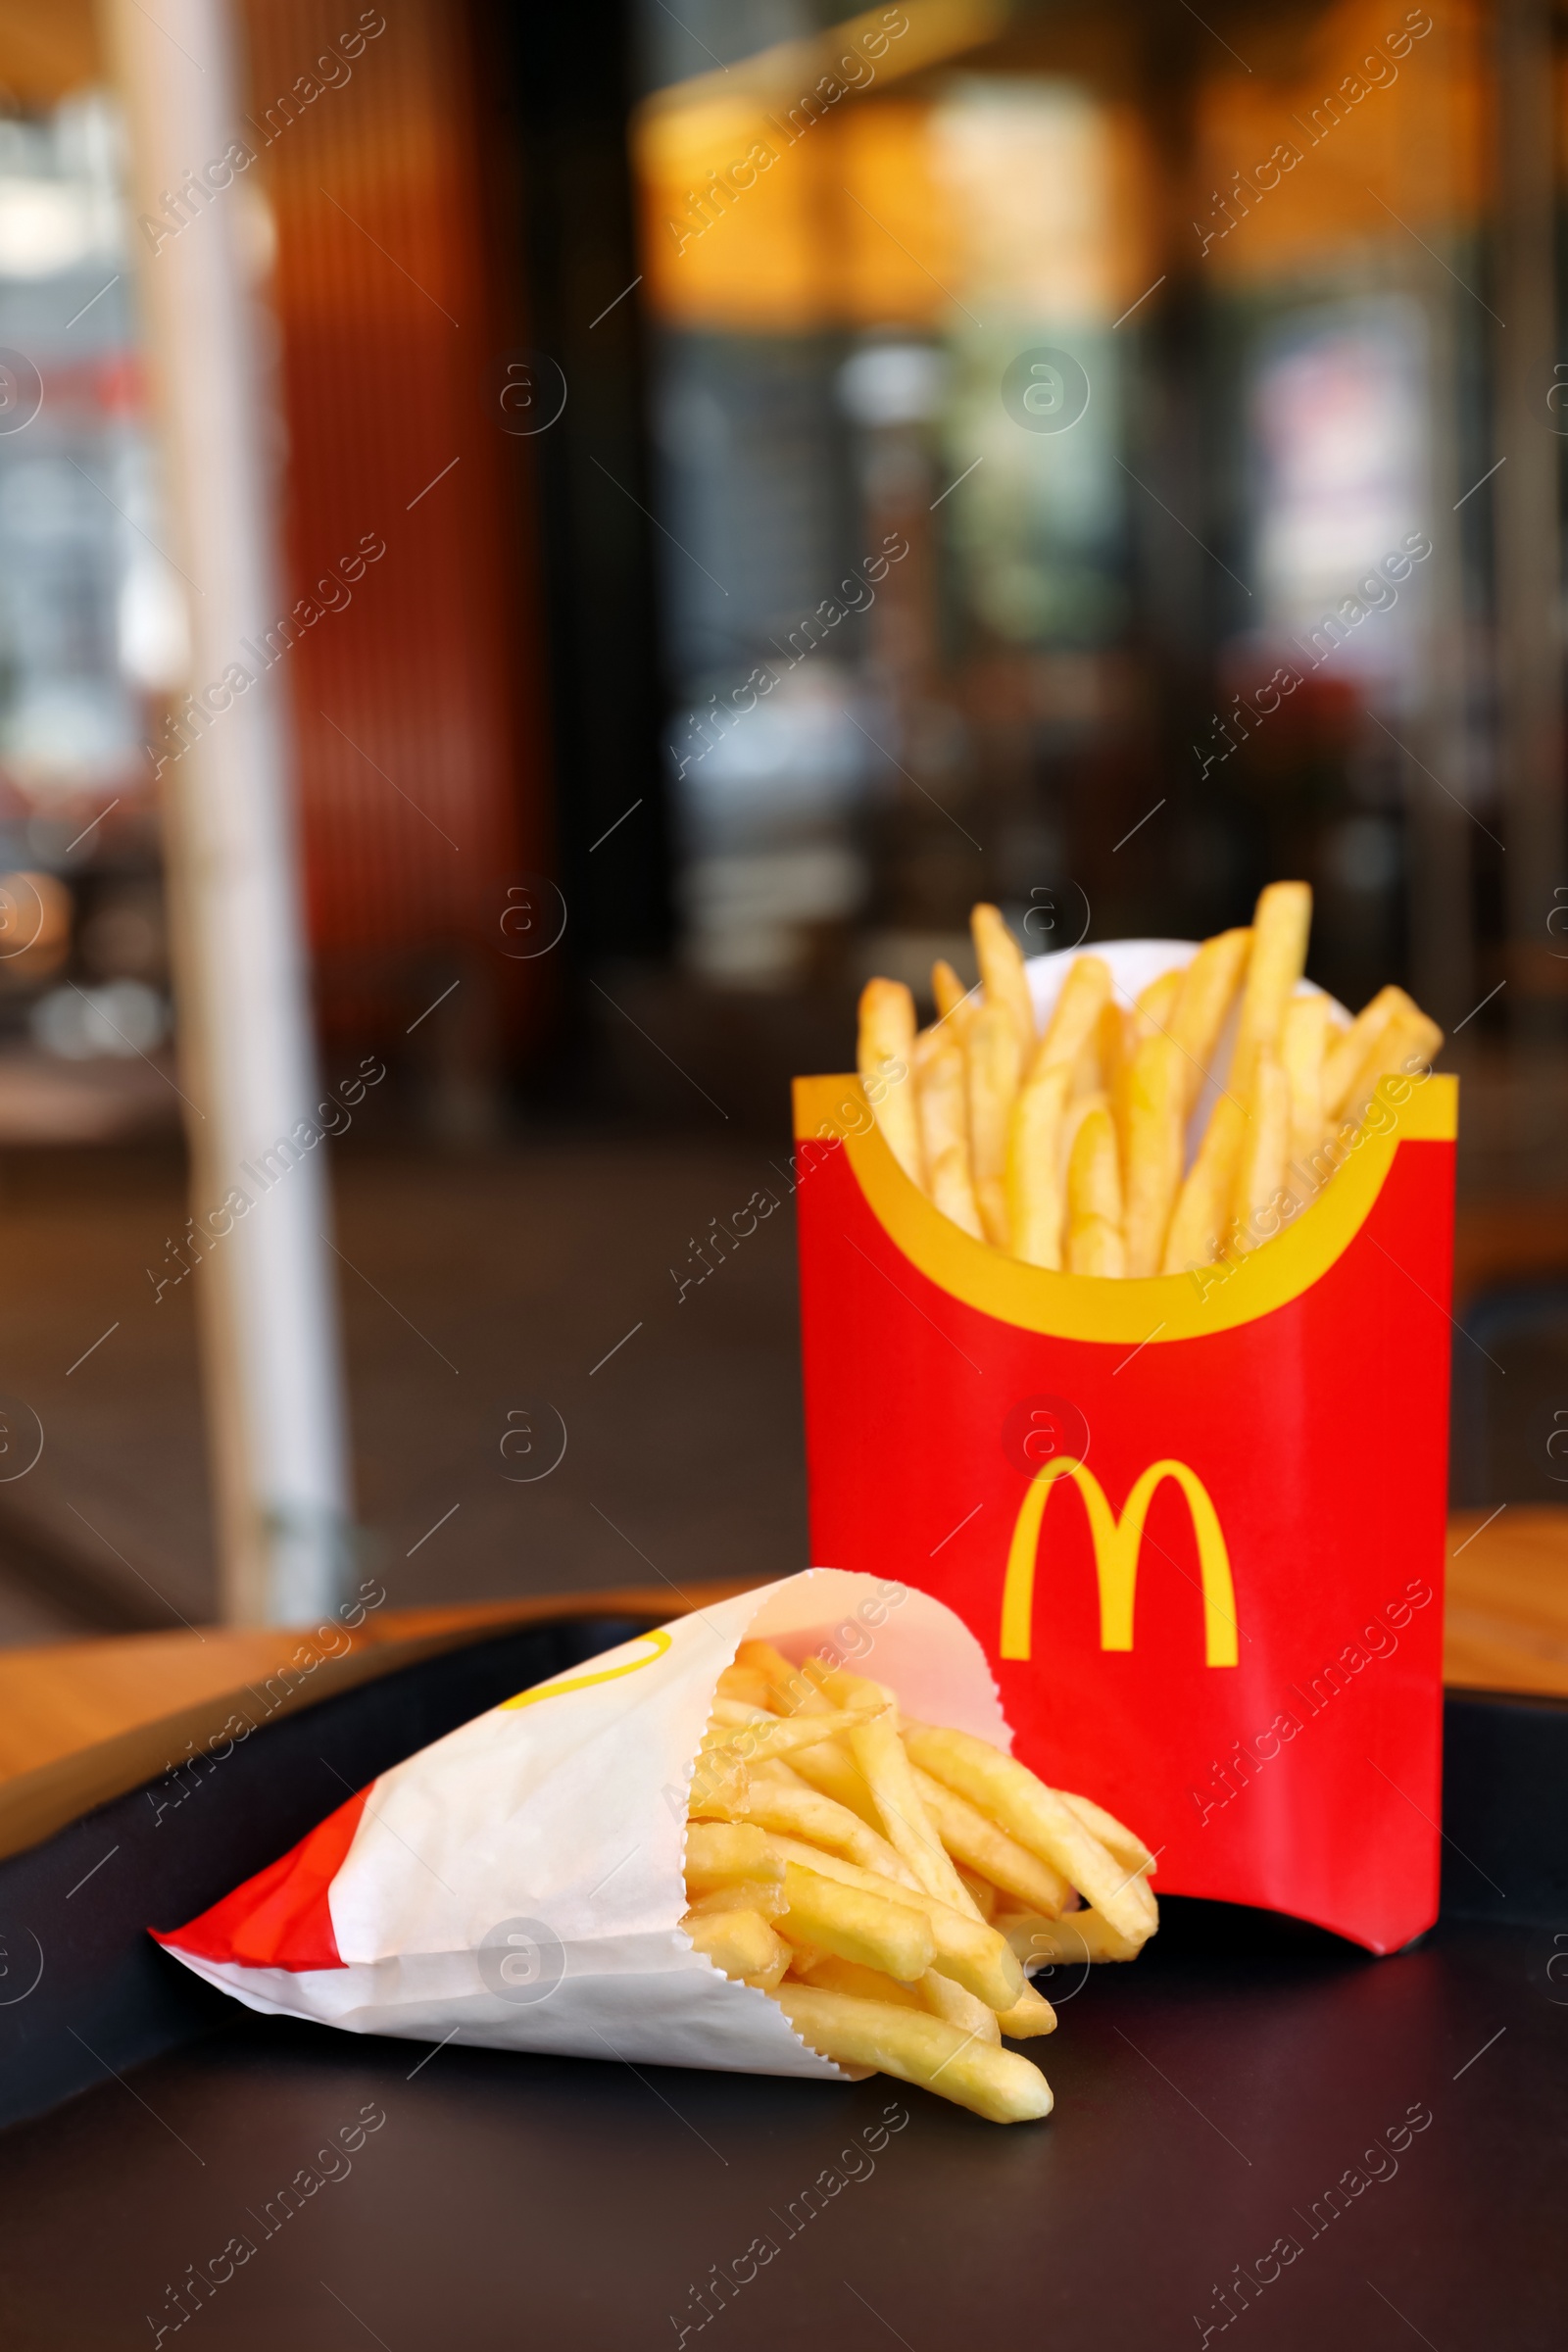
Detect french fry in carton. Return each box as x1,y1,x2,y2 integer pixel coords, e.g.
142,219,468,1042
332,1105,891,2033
794,938,1455,1954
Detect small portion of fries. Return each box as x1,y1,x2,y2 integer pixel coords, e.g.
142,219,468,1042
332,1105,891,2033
682,1647,1158,2124
857,883,1444,1277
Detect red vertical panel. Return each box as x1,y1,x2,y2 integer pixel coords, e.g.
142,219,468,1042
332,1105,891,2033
240,0,551,1052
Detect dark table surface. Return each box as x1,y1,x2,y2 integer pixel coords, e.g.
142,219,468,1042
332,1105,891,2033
0,1901,1561,2352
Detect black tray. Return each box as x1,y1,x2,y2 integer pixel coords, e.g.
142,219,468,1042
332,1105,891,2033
0,1616,1564,2349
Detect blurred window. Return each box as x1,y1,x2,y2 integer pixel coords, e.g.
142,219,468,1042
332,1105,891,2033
0,95,178,809
627,0,1533,1054
0,87,174,1091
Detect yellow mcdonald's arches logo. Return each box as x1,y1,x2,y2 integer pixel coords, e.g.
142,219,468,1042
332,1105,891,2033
1001,1458,1239,1668
501,1627,672,1709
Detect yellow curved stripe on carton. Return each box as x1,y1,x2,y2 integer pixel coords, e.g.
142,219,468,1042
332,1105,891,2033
794,1072,1456,1344
1001,1457,1239,1669
501,1627,673,1710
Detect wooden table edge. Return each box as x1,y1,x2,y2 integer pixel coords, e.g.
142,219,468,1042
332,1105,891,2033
4,1501,1566,1866
0,1581,763,1868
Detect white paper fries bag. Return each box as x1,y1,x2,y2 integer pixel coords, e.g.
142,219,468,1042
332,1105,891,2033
156,1570,1011,2082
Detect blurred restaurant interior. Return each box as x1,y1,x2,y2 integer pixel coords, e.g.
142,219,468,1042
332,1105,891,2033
0,0,1564,1642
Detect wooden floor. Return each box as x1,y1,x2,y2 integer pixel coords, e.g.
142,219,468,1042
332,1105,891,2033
0,1135,812,1642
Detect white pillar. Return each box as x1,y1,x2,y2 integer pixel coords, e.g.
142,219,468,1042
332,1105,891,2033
105,0,353,1623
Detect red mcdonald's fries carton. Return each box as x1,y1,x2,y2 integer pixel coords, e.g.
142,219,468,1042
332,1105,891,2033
794,942,1456,1954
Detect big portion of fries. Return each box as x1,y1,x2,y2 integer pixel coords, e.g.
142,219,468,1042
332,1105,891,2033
681,1645,1158,2124
856,884,1443,1278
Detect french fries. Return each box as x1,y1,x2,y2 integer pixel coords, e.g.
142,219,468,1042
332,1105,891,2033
774,1861,934,1982
965,1000,1024,1249
901,1724,1152,1946
956,1863,999,1921
922,1970,1004,2042
997,1907,1145,1967
913,1032,984,1240
1168,927,1250,1107
714,1662,774,1711
763,1838,1026,2010
1281,992,1329,1171
683,1648,1158,2124
683,1907,791,1991
1333,989,1443,1122
1231,1051,1289,1255
698,1771,917,1884
1134,965,1183,1032
774,1732,882,1828
1005,1062,1071,1269
683,1820,782,1895
1031,951,1112,1085
697,1705,875,1767
971,902,1036,1054
775,1985,1053,2125
1058,1788,1155,1880
1322,983,1405,1121
857,978,922,1188
794,1952,930,2011
993,1980,1058,2038
1121,1033,1184,1277
1065,1103,1124,1278
846,1705,974,1908
910,1765,1074,1916
931,956,976,1039
1161,1093,1246,1276
1230,881,1311,1101
853,888,1441,1277
683,1879,786,1918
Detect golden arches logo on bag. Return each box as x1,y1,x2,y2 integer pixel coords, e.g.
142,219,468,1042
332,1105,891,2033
1001,1459,1239,1669
500,1628,672,1710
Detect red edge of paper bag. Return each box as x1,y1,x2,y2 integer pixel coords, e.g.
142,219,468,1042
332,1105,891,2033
151,1785,370,1972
